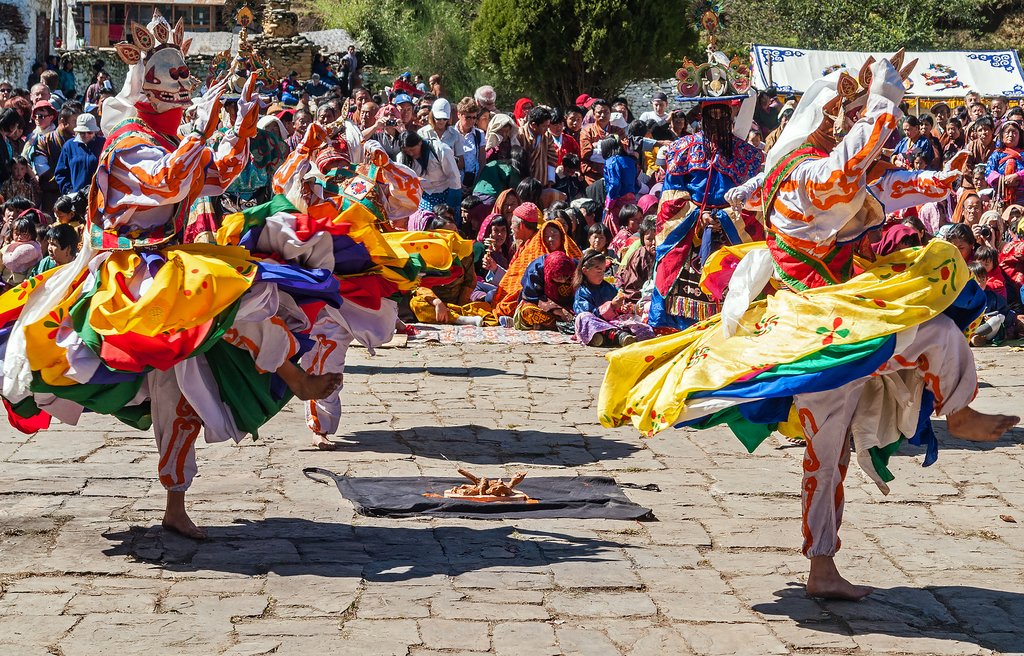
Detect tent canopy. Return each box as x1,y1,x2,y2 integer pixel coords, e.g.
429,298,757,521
750,45,1024,99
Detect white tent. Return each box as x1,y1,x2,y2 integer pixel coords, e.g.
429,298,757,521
750,45,1024,98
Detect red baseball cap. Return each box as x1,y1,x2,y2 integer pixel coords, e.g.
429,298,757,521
32,100,56,115
575,94,591,108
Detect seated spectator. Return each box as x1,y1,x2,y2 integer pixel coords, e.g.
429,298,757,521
1,217,42,286
573,248,654,347
513,251,576,330
968,261,1017,345
616,216,657,304
609,203,641,255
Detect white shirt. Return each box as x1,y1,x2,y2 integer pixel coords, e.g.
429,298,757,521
639,110,669,125
403,140,461,194
458,125,484,175
417,124,465,165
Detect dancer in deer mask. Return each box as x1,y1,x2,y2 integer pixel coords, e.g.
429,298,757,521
0,12,343,539
600,53,1018,600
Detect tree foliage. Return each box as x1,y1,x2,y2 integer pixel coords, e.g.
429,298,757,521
469,0,697,107
719,0,996,54
315,0,486,99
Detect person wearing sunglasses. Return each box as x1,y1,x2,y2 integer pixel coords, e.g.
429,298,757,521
455,97,485,189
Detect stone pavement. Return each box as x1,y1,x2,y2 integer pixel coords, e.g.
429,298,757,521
1,342,1023,656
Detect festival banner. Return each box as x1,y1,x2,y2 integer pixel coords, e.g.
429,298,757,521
750,45,1024,98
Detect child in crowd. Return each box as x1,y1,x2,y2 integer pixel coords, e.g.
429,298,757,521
975,246,1009,299
609,203,641,255
473,215,511,303
587,223,616,267
602,136,639,218
616,216,657,308
1,156,41,207
573,248,654,347
968,261,1017,346
31,223,78,275
53,193,84,228
1,218,43,286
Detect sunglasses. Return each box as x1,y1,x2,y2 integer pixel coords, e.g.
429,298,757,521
0,88,12,94
33,112,53,118
463,113,479,119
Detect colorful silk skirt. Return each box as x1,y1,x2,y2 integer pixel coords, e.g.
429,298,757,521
599,239,985,485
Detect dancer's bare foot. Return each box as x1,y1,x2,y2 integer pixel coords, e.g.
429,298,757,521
277,361,343,401
162,491,208,540
312,433,337,450
946,406,1019,442
806,556,873,600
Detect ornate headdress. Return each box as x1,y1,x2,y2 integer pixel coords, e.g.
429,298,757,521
816,50,918,142
113,11,196,112
209,6,276,98
764,50,918,172
676,3,750,103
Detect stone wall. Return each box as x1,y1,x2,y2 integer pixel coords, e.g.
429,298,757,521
251,34,316,79
0,0,52,88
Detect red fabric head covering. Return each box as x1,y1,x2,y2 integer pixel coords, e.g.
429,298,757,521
512,201,541,224
575,94,592,108
872,223,921,256
543,251,576,305
513,98,534,124
637,193,659,215
316,137,350,175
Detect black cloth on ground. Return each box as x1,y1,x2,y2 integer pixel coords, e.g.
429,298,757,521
304,468,654,520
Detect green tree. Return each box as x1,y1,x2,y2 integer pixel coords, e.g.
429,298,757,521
720,0,993,54
469,0,697,107
314,0,486,99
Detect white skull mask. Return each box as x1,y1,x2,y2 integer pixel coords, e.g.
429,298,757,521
142,47,195,112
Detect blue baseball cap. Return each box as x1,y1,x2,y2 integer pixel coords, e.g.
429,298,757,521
394,93,413,105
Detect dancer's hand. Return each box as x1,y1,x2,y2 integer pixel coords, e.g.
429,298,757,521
192,77,228,141
234,73,259,140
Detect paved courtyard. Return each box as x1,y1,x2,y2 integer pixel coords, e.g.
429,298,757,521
0,342,1022,655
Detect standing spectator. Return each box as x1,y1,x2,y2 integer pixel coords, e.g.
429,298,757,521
475,85,497,114
398,131,462,222
564,106,583,142
22,100,56,158
0,107,24,187
342,45,359,91
53,113,99,195
394,94,416,132
549,108,580,166
366,104,403,159
966,116,997,179
58,60,76,99
0,81,12,104
991,96,1009,127
455,97,485,188
84,71,109,105
986,121,1024,207
580,99,621,185
32,102,79,211
517,106,558,186
638,92,670,125
418,98,465,171
429,74,444,99
356,100,379,130
941,116,965,164
893,116,935,168
29,83,50,105
26,63,44,89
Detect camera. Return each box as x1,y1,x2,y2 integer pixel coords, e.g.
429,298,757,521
385,118,399,127
980,226,992,238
